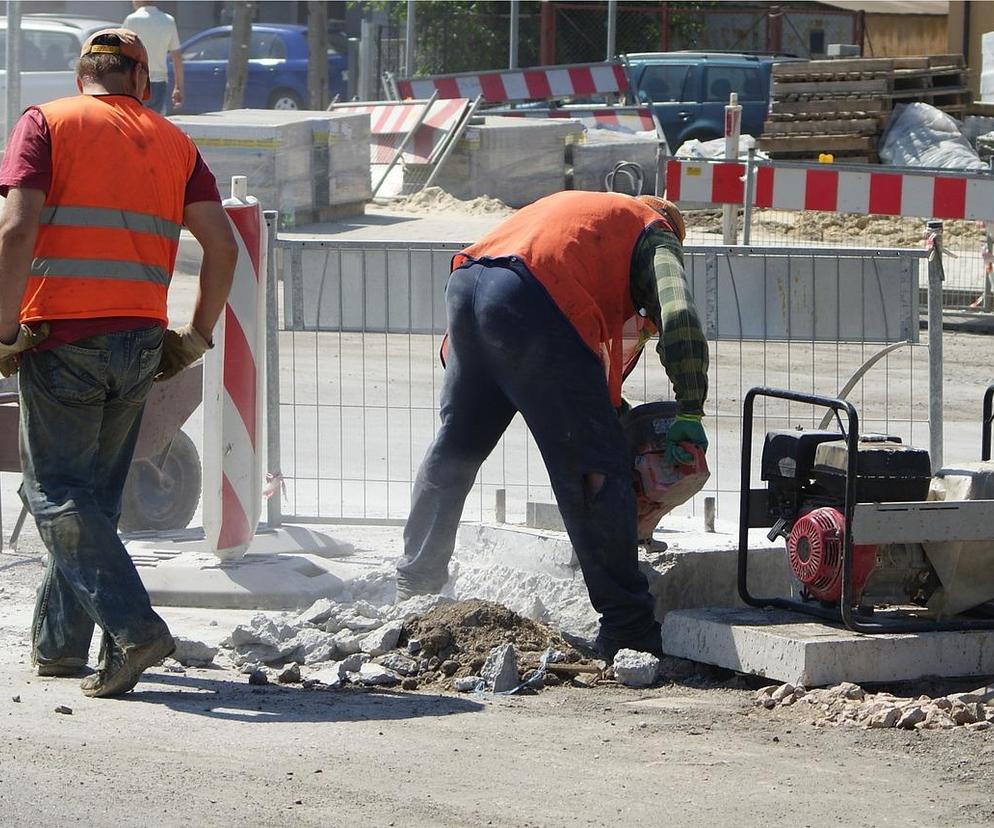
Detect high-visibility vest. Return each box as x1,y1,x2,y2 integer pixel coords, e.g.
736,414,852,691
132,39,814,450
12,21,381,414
454,191,666,407
20,95,197,325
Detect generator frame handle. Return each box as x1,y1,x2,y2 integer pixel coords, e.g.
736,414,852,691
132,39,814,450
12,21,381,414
983,383,994,462
738,386,869,629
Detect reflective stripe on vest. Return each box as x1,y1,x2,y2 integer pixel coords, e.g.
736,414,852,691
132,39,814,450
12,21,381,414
40,205,183,243
30,257,171,285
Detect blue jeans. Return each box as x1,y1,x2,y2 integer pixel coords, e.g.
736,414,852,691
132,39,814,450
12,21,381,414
398,261,659,648
146,81,168,115
20,327,170,666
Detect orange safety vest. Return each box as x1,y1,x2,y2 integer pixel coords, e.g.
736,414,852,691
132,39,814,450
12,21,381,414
20,95,197,325
453,191,665,407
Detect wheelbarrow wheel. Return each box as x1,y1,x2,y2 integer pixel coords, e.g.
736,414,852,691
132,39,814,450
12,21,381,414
119,430,201,533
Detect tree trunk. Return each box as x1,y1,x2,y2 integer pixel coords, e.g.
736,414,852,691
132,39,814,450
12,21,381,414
223,0,254,111
307,1,329,109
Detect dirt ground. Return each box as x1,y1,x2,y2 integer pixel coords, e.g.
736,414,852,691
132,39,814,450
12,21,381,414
2,549,994,827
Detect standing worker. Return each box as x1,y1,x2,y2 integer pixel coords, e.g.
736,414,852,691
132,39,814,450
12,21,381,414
0,29,237,697
123,1,183,114
397,191,709,660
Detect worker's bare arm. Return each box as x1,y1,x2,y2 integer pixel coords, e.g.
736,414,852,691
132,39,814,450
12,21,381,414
182,200,237,342
0,187,45,342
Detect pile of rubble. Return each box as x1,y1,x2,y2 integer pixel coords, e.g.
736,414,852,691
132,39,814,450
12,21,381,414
206,598,606,694
755,681,994,731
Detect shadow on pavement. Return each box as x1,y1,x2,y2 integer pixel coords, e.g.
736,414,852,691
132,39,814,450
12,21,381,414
126,670,485,723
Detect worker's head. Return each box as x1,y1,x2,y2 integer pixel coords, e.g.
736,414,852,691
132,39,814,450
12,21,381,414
637,195,686,243
77,28,150,101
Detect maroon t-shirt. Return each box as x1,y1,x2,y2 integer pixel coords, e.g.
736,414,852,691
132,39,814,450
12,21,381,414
0,97,222,348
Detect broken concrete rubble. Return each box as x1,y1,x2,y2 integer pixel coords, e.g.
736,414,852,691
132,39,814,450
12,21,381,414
361,620,405,656
171,637,218,667
612,650,660,689
481,644,519,693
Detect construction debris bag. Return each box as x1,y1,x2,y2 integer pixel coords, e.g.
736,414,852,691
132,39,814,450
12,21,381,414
879,102,985,171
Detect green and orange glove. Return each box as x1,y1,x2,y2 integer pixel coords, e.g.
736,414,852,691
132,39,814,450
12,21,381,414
155,324,212,383
667,413,708,465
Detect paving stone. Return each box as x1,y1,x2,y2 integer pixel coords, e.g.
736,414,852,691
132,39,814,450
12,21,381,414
171,636,219,667
482,644,519,693
612,649,660,689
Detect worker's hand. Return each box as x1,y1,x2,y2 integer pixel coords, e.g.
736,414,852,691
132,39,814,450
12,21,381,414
155,323,212,383
171,87,183,111
0,323,49,377
666,413,708,465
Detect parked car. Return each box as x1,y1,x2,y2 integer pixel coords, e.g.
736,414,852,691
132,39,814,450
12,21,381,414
172,24,347,114
621,52,798,151
0,15,120,108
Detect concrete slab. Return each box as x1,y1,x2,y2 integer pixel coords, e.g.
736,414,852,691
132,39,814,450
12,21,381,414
126,526,388,611
661,607,994,686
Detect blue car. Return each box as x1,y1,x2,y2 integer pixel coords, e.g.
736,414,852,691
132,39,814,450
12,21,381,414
622,52,793,152
173,24,346,114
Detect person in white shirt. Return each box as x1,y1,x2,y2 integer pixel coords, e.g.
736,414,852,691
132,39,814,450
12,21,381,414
123,1,183,114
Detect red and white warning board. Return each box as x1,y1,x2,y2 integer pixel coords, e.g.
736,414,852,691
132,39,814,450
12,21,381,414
494,105,654,134
203,182,267,560
395,62,628,104
665,158,994,223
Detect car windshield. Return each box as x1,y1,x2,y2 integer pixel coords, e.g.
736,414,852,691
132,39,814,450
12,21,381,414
0,29,79,70
183,30,286,61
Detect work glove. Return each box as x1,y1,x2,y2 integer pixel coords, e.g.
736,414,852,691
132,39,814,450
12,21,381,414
155,323,212,383
0,323,49,377
666,413,708,465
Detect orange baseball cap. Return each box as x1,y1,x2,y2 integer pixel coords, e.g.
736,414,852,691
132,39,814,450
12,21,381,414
80,28,151,100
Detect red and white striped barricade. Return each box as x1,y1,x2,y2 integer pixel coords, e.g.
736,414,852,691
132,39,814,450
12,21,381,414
394,62,629,105
665,158,994,223
331,97,471,164
490,105,655,134
202,176,267,560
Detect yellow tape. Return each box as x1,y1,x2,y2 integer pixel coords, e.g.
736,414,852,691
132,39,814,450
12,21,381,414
193,138,282,149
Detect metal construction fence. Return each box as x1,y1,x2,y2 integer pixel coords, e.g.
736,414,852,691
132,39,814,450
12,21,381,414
266,235,935,529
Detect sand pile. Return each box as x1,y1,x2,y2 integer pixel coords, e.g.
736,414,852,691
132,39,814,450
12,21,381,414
385,186,514,216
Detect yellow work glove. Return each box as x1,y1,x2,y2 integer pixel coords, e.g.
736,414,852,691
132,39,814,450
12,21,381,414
155,323,212,383
0,323,49,377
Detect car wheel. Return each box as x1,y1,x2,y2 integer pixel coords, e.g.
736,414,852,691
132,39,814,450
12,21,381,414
268,88,302,110
119,430,201,533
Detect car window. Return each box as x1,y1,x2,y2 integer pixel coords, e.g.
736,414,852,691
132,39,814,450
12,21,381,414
0,30,79,71
636,64,691,103
183,33,229,61
704,66,764,102
250,32,285,60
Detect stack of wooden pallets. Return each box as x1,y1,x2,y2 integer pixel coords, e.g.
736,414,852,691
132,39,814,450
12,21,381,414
760,55,969,163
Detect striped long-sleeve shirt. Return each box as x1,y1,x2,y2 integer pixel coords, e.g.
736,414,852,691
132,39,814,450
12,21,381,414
629,227,709,416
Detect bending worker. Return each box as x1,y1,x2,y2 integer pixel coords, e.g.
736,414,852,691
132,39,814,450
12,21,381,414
0,29,236,697
397,191,709,660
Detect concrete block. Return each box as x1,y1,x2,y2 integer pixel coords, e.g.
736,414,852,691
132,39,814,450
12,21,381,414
525,501,567,532
662,607,994,686
569,133,657,194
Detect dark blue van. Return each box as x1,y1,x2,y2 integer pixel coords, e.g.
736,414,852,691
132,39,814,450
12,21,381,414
621,52,789,151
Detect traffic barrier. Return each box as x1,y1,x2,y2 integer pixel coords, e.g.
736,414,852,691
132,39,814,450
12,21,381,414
491,105,654,134
394,62,628,105
665,157,994,223
202,177,266,560
330,97,471,163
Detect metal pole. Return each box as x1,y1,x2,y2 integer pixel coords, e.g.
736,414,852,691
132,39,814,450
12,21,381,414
5,0,21,142
742,147,756,245
927,219,944,473
606,0,617,60
264,210,282,528
359,17,374,100
722,91,742,245
404,0,416,77
509,0,520,70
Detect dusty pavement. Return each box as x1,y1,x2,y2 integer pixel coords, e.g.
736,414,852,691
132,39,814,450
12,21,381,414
2,548,994,827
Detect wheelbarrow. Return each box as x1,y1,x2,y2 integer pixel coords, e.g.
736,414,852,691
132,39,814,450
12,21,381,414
0,363,203,550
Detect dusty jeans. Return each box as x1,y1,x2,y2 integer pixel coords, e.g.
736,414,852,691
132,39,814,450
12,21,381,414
19,327,171,667
398,261,659,651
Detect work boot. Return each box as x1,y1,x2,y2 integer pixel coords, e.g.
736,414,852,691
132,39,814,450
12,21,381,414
596,623,664,663
80,635,175,698
35,657,89,678
394,574,446,603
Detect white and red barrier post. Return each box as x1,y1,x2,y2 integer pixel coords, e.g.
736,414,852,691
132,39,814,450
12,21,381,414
722,92,742,245
202,175,267,560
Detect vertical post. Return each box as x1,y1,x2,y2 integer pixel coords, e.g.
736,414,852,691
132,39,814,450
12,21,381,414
722,92,742,245
264,210,282,528
655,144,667,196
742,147,756,245
606,0,617,60
359,18,375,101
540,1,556,65
662,1,670,51
5,0,21,142
307,0,329,110
404,0,416,77
509,0,520,70
984,222,993,313
223,0,253,110
927,220,944,473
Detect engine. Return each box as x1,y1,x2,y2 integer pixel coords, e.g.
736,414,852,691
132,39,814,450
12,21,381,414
761,429,937,607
